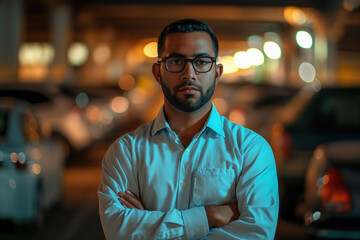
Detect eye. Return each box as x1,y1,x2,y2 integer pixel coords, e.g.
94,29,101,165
167,58,183,65
194,58,211,65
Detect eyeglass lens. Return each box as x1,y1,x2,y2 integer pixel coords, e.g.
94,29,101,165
165,57,214,73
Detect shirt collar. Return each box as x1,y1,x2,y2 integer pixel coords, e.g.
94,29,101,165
206,104,225,137
151,107,169,136
151,104,225,137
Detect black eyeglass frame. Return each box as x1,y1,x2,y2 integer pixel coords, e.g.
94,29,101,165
157,56,217,73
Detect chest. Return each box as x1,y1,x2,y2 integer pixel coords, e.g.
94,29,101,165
136,139,242,210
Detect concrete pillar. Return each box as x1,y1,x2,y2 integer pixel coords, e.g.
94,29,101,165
0,0,23,82
50,3,72,84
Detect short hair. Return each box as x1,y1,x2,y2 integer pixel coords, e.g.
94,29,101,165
157,19,219,58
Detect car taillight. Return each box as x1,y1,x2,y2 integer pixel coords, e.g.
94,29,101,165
10,152,27,170
271,123,293,161
320,168,352,213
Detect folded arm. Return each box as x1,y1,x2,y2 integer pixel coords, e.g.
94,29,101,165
98,142,210,240
205,137,279,239
119,190,240,229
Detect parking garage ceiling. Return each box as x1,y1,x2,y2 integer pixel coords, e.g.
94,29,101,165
24,0,360,51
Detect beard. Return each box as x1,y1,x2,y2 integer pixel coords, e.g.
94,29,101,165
159,76,216,112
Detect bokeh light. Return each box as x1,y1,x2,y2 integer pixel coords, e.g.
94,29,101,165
19,42,55,65
110,96,129,113
219,55,238,74
143,42,158,58
68,42,89,66
31,163,41,175
94,44,111,65
75,92,89,108
233,51,251,69
263,41,282,60
86,105,102,123
129,88,147,105
296,31,313,49
118,74,136,91
284,7,307,26
247,48,264,66
299,62,316,83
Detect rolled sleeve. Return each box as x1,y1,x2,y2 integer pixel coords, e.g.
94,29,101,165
182,207,209,239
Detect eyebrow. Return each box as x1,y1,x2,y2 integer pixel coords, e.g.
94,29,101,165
166,53,213,58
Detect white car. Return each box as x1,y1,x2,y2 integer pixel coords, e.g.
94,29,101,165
0,97,65,226
0,83,92,157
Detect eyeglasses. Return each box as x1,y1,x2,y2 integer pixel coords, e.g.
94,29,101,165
158,56,216,73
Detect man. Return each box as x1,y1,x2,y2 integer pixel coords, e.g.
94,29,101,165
98,19,279,239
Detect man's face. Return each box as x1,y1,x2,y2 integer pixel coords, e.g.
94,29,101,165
153,31,223,112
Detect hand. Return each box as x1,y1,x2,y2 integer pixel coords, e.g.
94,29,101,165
118,190,145,210
205,203,239,228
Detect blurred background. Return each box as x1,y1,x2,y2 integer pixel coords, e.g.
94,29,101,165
0,0,359,239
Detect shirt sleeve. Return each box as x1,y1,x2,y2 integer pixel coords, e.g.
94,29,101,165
98,140,209,240
206,136,279,240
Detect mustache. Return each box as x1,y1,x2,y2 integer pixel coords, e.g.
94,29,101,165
174,82,203,92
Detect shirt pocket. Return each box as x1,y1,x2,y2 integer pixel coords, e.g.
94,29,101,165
191,168,236,207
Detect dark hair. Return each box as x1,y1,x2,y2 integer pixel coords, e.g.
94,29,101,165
157,19,219,58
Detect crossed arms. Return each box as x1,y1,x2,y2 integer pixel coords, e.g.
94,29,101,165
118,190,239,228
98,135,279,239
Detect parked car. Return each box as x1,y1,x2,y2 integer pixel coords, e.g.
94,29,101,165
61,85,129,142
0,83,92,157
270,86,360,222
214,82,299,136
0,97,65,226
304,141,360,240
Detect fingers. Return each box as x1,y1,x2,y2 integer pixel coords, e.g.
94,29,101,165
118,190,145,210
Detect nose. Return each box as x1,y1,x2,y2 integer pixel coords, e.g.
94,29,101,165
181,61,196,81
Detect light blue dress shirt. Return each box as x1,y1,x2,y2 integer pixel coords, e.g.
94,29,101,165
98,105,279,239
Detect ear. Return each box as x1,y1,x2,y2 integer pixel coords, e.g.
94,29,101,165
215,63,223,84
152,63,161,84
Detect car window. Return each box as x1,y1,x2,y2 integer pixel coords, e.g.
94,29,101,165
307,91,360,132
0,109,8,143
21,110,41,143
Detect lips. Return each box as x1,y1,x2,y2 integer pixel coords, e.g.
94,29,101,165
177,86,200,95
178,86,199,91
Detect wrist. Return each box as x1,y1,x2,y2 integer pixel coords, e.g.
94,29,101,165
204,206,217,228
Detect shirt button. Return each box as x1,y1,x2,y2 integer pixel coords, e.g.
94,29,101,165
182,181,186,187
185,149,190,153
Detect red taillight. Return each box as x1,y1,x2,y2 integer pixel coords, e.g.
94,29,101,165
10,152,27,170
321,168,352,213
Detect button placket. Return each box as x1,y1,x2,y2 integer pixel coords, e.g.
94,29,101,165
177,147,192,210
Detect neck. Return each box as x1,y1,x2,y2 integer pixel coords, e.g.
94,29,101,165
164,101,212,147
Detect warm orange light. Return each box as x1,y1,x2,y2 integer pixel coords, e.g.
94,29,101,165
143,42,158,58
284,7,307,26
86,105,102,123
229,109,246,125
118,74,136,91
31,163,41,175
110,96,129,114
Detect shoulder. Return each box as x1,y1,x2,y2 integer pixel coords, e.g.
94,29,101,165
221,116,267,148
104,120,154,160
116,120,154,145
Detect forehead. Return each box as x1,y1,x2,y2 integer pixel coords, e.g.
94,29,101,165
162,31,215,57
